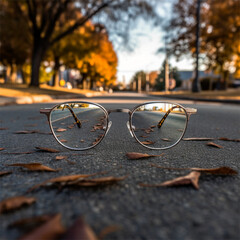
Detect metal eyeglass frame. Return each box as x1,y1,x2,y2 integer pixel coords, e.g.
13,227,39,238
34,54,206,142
40,101,197,151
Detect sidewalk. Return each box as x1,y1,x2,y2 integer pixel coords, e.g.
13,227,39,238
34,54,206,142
149,89,240,104
0,84,104,106
1,84,240,106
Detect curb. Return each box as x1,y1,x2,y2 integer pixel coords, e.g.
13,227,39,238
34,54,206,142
0,92,103,106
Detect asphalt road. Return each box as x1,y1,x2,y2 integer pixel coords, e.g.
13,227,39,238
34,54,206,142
0,92,239,240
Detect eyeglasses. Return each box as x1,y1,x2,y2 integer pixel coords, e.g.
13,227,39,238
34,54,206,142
40,101,197,151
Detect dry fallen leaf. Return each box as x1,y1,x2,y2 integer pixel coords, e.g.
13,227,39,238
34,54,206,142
207,142,223,148
140,171,201,189
0,196,36,213
0,127,8,130
55,156,67,160
19,214,65,240
14,130,40,134
161,138,171,142
183,137,215,141
0,171,12,177
141,141,155,145
3,151,34,155
0,148,5,151
28,174,98,192
8,214,53,230
7,163,59,172
218,137,240,142
73,175,128,187
35,147,60,153
56,128,67,132
126,152,164,160
98,225,121,240
150,164,238,175
62,217,98,240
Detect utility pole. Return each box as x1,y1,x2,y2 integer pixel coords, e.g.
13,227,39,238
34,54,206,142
138,75,141,93
192,0,202,92
165,58,169,92
146,72,150,92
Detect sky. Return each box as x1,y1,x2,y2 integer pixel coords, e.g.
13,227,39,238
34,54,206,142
115,2,196,84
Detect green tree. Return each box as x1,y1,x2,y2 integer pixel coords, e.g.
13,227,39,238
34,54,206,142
165,0,240,88
1,0,159,87
154,60,181,91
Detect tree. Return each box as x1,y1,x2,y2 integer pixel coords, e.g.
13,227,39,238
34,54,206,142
130,71,146,91
2,0,159,87
0,0,31,83
154,60,181,91
165,0,240,89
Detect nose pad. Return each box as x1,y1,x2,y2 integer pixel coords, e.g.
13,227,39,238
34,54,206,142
126,121,134,137
105,121,112,136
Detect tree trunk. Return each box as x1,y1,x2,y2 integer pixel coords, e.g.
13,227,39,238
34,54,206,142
30,40,47,87
52,56,60,87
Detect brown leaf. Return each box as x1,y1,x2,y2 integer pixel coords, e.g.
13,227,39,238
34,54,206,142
0,127,8,130
183,137,215,141
60,139,68,143
190,166,238,175
0,171,12,177
161,138,171,142
140,171,201,189
62,217,97,240
207,142,223,148
150,164,238,175
14,130,40,134
0,196,36,213
56,128,67,132
7,163,59,172
24,124,37,127
35,147,60,153
0,148,5,151
28,174,97,192
8,214,53,230
141,140,155,145
98,225,121,240
126,152,164,160
74,175,128,187
218,137,240,142
19,214,65,240
55,156,67,160
140,135,148,138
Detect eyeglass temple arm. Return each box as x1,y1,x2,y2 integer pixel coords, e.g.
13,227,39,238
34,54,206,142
40,105,81,128
157,106,197,128
62,104,81,128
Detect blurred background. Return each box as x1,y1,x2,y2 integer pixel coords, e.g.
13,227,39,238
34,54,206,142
0,0,239,93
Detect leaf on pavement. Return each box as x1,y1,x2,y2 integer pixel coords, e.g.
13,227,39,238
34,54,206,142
183,137,215,141
56,128,67,132
0,127,8,130
218,137,240,142
0,196,36,213
19,214,65,240
62,217,97,240
73,175,128,187
207,142,223,148
98,225,121,240
150,164,238,175
190,166,238,175
0,171,12,177
55,155,67,160
3,151,35,154
161,138,171,142
0,148,5,151
7,163,59,172
14,130,40,134
35,147,60,153
139,171,201,190
126,152,164,160
28,174,98,192
141,140,155,145
8,214,53,230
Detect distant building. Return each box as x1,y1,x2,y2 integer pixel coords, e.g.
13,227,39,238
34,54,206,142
178,70,220,90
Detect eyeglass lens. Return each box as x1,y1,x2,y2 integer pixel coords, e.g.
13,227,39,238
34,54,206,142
131,103,187,149
50,103,108,150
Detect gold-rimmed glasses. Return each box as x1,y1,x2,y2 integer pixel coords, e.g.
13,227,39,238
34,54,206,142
40,101,197,151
